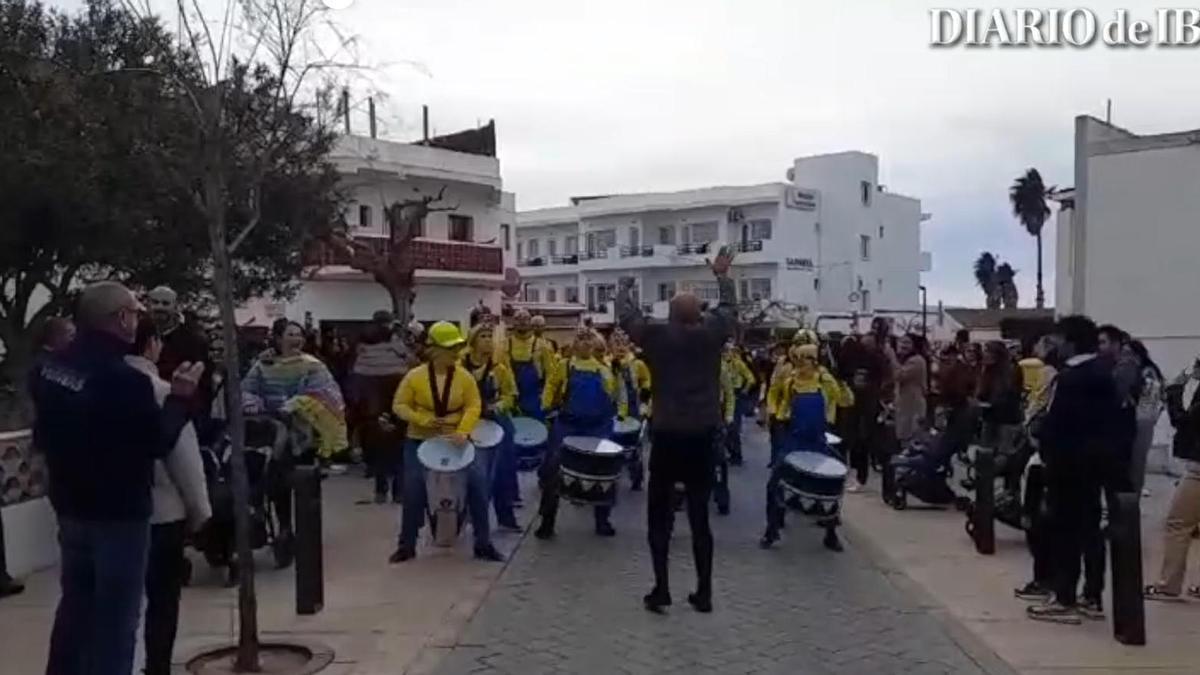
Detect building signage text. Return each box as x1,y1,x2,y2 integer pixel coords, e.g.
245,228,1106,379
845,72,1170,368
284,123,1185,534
785,188,818,211
785,257,814,270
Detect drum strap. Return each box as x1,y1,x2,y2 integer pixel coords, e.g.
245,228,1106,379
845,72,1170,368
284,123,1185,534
428,365,456,418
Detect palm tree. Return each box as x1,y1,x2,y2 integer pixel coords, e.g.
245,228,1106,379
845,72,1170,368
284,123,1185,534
996,262,1019,309
1009,168,1052,309
974,251,1001,309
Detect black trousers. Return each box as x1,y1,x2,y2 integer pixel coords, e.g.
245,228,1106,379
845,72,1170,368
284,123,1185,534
1046,464,1103,607
1023,463,1053,586
537,446,612,528
144,521,187,675
647,429,717,597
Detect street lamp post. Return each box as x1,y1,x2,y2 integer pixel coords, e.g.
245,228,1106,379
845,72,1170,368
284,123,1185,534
919,285,928,338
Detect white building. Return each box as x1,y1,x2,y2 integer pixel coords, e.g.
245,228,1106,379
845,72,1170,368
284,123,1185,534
244,124,517,331
515,151,929,328
1055,115,1200,380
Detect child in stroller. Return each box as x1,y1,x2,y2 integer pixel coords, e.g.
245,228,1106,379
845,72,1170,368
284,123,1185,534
194,413,309,585
887,418,958,509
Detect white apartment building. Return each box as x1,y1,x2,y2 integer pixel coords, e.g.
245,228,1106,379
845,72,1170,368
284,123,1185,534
242,125,517,331
515,151,929,328
1055,115,1200,380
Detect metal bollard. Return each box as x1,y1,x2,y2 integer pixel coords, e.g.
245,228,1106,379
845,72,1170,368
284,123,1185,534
973,447,996,555
294,465,324,615
0,511,24,599
1110,491,1146,646
881,455,897,505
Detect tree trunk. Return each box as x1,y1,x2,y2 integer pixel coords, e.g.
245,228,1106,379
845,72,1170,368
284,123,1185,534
389,284,412,327
1035,232,1045,309
205,171,261,672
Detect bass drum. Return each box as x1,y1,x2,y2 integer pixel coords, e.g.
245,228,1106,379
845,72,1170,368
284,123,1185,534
559,436,625,506
512,416,548,471
778,450,847,522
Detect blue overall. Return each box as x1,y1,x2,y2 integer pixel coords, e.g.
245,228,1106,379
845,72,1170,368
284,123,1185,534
612,361,646,488
470,359,519,528
510,338,545,420
539,366,615,528
766,386,834,532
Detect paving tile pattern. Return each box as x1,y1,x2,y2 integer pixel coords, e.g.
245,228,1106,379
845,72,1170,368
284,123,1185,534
434,427,996,675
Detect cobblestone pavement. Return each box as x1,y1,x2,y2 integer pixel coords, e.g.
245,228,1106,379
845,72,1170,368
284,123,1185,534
432,426,1004,675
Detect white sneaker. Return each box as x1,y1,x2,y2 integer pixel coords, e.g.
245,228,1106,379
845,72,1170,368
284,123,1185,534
846,480,863,494
1142,488,1152,498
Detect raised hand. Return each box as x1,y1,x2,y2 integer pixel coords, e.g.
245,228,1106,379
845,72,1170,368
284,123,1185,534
170,361,206,398
707,246,735,278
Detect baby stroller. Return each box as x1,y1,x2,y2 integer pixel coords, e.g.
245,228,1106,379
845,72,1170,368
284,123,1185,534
960,425,1037,535
886,428,959,510
194,414,304,585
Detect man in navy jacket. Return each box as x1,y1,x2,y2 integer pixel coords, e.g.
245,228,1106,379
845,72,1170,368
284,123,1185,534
31,282,203,675
1028,315,1121,625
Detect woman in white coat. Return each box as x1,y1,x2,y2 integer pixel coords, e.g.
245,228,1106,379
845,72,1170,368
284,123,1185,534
127,315,211,675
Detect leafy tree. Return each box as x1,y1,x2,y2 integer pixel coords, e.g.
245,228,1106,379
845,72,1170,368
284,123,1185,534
973,252,1001,309
996,262,1019,309
1009,168,1052,309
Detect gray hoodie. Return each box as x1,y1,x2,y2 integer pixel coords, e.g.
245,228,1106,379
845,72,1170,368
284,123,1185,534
127,356,212,528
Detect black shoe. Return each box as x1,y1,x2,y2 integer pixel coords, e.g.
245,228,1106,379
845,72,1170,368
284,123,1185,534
760,529,780,549
374,493,388,505
474,545,505,562
730,455,743,467
388,546,415,564
595,521,616,537
534,522,555,540
643,588,672,614
1014,582,1053,602
823,529,843,552
687,592,713,613
630,482,643,492
0,578,24,598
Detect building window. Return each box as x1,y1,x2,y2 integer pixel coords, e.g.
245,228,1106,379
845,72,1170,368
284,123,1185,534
587,283,617,310
547,288,557,303
527,239,540,259
565,235,579,255
501,224,511,250
449,215,473,242
588,229,616,253
547,239,557,257
566,286,580,303
748,219,772,241
686,221,719,245
658,226,676,246
517,241,524,260
860,289,871,311
861,181,872,206
749,278,772,301
680,280,719,301
814,278,821,291
358,204,372,228
657,282,676,302
629,227,640,249
859,235,871,261
878,225,884,239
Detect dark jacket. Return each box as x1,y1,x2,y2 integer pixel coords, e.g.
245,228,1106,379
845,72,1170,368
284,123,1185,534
158,319,213,420
1165,373,1200,462
1035,353,1121,471
616,276,736,433
30,330,190,521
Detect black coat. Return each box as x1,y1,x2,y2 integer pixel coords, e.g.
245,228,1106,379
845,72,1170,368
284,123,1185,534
1165,374,1200,462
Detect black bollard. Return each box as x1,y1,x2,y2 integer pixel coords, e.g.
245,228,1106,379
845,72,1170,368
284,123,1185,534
973,447,996,555
0,510,24,599
295,465,324,615
881,455,897,506
1110,491,1146,646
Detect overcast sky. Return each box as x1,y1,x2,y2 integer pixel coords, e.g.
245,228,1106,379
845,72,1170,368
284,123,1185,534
53,0,1200,307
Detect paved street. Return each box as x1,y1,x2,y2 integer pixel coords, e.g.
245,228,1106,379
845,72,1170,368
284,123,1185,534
432,426,1006,675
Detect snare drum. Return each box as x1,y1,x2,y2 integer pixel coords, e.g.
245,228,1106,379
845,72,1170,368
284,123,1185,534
512,416,548,471
778,450,848,521
417,438,476,547
470,419,505,450
611,417,642,449
559,436,625,505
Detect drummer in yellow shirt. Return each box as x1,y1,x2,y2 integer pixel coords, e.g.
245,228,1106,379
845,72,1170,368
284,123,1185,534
389,322,503,564
535,329,619,540
462,323,522,532
724,341,757,465
500,310,558,420
609,330,652,490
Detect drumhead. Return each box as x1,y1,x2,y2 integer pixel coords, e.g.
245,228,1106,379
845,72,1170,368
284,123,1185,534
825,432,842,446
612,417,641,435
563,436,625,456
783,451,848,479
470,419,505,449
512,416,549,447
417,438,476,472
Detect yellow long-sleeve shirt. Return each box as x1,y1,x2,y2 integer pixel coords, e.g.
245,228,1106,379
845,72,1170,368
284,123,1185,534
611,354,652,418
541,356,617,413
725,354,756,395
767,365,850,425
462,354,518,415
392,363,482,440
499,334,557,381
720,359,737,424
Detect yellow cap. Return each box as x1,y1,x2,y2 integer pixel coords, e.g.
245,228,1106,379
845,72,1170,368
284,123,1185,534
427,321,466,348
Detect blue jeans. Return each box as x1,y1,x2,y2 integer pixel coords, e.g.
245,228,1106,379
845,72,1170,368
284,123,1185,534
399,439,494,551
487,415,519,526
46,517,150,675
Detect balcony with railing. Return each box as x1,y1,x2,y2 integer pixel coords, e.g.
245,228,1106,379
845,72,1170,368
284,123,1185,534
305,236,504,278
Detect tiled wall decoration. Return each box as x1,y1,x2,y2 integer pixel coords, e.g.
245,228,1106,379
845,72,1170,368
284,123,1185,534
0,431,45,507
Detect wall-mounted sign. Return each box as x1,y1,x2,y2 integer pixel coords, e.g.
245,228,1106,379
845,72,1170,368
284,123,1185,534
785,188,818,211
785,257,814,271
